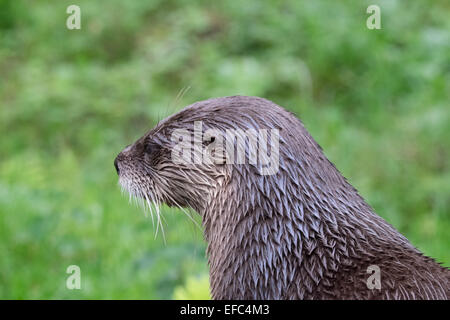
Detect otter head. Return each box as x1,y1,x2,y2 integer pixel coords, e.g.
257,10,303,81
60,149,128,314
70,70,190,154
114,96,285,217
114,115,228,215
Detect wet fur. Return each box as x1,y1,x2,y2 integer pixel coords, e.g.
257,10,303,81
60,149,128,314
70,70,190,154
116,96,449,300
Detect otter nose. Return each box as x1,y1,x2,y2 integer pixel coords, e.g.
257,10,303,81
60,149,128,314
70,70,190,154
114,156,120,175
115,146,132,175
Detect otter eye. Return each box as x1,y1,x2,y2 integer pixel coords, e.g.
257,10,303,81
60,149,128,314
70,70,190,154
145,142,160,154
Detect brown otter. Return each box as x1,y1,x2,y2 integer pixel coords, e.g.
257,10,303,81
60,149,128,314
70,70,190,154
115,96,449,300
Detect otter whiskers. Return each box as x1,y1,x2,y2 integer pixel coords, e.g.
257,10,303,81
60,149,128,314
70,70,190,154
118,177,167,243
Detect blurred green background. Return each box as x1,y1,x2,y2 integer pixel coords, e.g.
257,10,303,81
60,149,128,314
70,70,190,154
0,0,449,299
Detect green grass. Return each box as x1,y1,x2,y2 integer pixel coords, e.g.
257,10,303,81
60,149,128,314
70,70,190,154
0,0,449,299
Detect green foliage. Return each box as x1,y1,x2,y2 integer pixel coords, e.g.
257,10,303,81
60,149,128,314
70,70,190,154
173,275,211,300
0,0,448,299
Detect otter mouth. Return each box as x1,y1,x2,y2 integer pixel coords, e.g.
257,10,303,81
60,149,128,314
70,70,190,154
118,173,161,209
116,172,167,238
117,169,200,241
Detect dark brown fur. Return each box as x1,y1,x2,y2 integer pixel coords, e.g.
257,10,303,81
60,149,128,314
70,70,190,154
115,96,449,300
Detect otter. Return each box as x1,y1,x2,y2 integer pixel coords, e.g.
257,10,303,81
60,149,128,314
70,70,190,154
115,96,449,300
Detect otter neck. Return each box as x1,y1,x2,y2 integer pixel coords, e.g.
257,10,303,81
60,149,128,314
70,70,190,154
200,165,413,299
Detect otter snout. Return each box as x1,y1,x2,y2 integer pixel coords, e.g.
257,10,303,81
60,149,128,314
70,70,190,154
114,144,134,175
114,156,120,175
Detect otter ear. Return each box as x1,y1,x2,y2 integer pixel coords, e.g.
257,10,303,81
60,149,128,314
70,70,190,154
203,136,215,146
